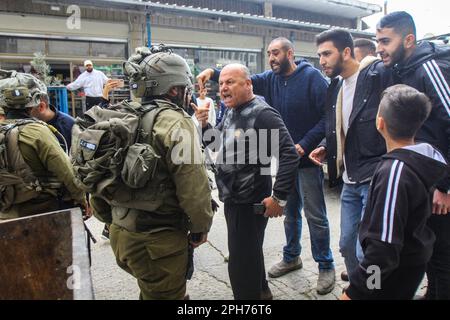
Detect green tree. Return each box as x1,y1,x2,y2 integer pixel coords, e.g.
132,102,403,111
30,52,53,86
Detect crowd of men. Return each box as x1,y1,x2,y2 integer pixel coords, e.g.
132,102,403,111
0,11,449,300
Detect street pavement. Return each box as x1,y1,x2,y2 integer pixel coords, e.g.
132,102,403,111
86,182,426,300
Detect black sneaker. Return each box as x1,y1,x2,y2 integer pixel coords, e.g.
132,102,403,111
101,224,110,240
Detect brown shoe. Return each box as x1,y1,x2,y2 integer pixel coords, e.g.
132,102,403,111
341,271,349,282
268,257,303,278
317,269,335,295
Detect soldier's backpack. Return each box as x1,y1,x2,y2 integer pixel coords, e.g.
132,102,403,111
0,119,62,212
71,100,171,202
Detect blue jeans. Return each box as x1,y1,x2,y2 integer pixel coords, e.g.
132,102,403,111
339,182,370,282
283,166,334,270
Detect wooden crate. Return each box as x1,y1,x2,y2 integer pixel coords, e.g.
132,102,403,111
0,208,94,300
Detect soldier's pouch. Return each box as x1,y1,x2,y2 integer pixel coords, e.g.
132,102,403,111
90,196,113,224
121,143,160,189
146,230,188,261
0,171,39,211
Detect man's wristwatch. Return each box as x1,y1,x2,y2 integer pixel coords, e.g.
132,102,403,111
272,195,287,207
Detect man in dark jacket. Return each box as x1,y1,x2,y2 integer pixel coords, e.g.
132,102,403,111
310,29,392,283
197,37,335,295
194,63,299,300
30,94,74,152
342,85,448,300
376,11,450,300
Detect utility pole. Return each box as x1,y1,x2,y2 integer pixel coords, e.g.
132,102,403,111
146,13,152,48
384,1,388,15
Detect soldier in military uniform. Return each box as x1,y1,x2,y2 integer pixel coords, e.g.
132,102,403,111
89,46,214,300
0,72,88,220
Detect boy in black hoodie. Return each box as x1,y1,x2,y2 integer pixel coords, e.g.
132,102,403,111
341,85,448,300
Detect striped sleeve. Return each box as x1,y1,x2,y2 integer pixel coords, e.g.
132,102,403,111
365,160,409,246
381,160,405,244
423,59,450,118
422,59,450,190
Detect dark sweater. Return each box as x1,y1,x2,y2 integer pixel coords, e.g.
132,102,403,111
213,60,328,168
48,105,75,151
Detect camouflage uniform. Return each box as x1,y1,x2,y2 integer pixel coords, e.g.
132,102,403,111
0,72,85,220
90,47,214,300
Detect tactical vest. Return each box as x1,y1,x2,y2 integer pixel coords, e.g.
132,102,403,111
72,100,187,232
0,119,62,212
108,101,181,209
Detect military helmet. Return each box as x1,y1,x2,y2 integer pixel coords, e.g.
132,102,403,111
123,45,193,98
0,70,47,109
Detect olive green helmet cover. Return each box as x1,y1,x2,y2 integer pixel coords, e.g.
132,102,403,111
0,70,47,109
123,45,193,98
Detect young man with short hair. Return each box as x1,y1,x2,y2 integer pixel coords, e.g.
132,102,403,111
30,93,74,151
376,11,450,299
354,38,377,62
311,29,392,284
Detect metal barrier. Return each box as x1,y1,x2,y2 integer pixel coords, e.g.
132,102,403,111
0,208,94,300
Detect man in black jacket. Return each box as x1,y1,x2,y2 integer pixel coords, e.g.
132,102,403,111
376,11,450,300
342,85,447,300
193,63,299,300
29,93,74,152
310,29,392,283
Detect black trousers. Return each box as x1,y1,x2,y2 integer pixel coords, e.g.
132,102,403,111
370,265,426,300
426,214,450,300
224,201,269,300
85,96,103,111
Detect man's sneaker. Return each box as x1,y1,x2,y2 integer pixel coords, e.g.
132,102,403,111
101,224,110,240
268,257,303,278
341,271,349,282
316,269,336,295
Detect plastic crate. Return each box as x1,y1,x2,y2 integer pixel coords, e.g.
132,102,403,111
47,86,69,115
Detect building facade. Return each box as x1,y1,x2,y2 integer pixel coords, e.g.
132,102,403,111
0,0,380,112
